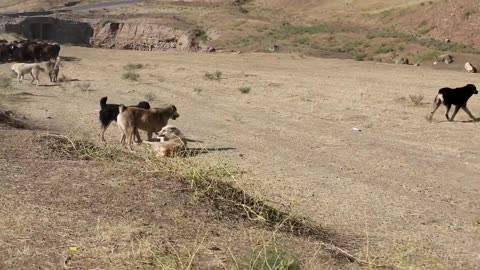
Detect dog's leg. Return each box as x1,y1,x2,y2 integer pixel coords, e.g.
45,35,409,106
147,131,154,141
429,102,441,121
126,127,135,152
100,122,110,142
30,70,35,84
133,128,142,144
444,104,452,120
449,105,462,121
34,70,40,87
462,105,476,121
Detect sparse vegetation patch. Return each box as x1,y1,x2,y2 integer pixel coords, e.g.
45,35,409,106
204,71,222,81
144,92,157,102
409,94,425,106
0,74,12,89
239,86,251,94
123,63,144,70
122,71,140,81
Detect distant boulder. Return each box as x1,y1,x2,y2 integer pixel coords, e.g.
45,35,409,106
395,56,409,65
268,44,279,52
437,54,453,64
465,62,477,73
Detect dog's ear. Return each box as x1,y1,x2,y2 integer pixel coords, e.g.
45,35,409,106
171,105,177,111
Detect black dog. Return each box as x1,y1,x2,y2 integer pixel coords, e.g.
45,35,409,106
99,96,151,142
429,84,478,122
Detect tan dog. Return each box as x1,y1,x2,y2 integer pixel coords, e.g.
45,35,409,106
145,125,188,157
46,56,61,83
11,63,45,86
118,104,179,151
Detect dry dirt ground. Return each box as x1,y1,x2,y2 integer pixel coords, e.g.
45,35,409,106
1,46,480,269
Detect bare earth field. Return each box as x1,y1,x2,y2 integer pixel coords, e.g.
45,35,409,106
1,46,480,269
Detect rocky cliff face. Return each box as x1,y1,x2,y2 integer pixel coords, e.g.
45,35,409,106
91,22,203,51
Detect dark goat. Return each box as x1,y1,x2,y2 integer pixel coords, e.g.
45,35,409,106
429,84,478,121
0,44,8,63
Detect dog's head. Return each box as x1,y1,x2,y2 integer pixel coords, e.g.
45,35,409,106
158,125,182,139
466,84,478,94
137,101,151,110
169,105,179,120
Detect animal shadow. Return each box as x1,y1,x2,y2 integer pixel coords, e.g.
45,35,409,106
61,56,81,62
185,147,236,157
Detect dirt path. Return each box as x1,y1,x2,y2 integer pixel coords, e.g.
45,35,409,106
1,46,479,268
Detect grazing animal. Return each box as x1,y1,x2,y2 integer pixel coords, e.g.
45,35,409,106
46,57,61,82
118,104,180,151
145,125,188,157
11,63,45,86
429,84,478,122
98,96,151,142
0,44,8,63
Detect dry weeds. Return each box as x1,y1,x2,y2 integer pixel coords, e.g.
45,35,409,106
0,73,12,89
204,71,222,81
144,92,157,102
122,71,140,81
239,86,251,94
409,94,425,106
123,63,144,70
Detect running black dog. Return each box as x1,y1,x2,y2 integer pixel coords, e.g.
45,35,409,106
99,96,151,142
429,84,478,122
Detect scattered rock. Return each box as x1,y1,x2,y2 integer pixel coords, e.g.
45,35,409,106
465,62,477,73
445,38,450,43
414,63,420,66
395,56,409,65
206,46,216,53
438,54,453,64
268,44,279,52
433,61,438,65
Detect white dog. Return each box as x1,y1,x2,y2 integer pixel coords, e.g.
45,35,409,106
144,125,188,157
11,63,45,87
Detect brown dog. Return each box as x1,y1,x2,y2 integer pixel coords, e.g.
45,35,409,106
118,104,179,151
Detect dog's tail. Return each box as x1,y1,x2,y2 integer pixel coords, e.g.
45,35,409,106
185,138,204,143
100,96,108,109
433,93,444,107
37,65,46,72
119,104,127,113
53,57,61,70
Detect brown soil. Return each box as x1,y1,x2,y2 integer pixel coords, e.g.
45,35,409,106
0,111,342,269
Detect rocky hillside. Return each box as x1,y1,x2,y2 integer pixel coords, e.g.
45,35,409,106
3,0,480,64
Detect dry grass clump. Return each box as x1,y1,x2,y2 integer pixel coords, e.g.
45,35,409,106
74,82,92,92
193,87,203,94
239,245,301,270
409,94,425,106
239,86,251,94
122,71,140,81
143,153,332,241
123,63,144,70
144,92,157,102
204,71,222,81
34,134,131,161
0,74,12,89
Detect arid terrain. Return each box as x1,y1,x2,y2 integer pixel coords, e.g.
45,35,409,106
1,45,480,269
1,0,480,269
